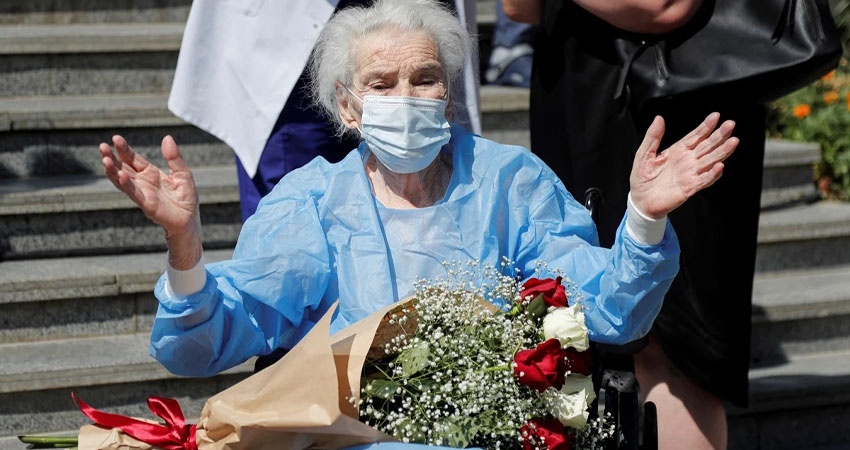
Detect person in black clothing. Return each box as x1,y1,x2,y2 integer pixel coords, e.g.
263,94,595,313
504,1,762,449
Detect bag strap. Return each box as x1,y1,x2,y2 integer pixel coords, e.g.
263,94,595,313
772,0,797,43
614,39,649,101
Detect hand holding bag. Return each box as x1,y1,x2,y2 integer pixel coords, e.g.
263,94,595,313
616,0,843,109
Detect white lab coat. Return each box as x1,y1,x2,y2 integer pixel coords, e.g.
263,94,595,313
168,0,480,179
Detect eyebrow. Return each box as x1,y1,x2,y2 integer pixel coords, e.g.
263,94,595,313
360,61,444,82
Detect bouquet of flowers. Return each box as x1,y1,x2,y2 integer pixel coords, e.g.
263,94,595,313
358,261,613,450
30,261,613,450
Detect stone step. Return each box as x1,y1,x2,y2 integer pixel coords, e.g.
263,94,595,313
0,0,491,27
728,349,850,450
1,337,847,447
478,85,530,148
0,9,492,97
760,140,820,209
0,332,252,438
0,23,183,54
3,248,847,360
755,201,850,272
0,88,529,131
0,167,241,259
751,264,850,364
0,0,190,25
0,93,232,178
0,88,525,178
0,87,525,179
0,93,179,131
0,89,820,190
0,124,233,179
0,157,839,263
0,24,180,97
0,249,233,344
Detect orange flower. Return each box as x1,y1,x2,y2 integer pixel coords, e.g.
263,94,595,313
824,90,840,104
793,104,811,119
847,93,850,112
822,70,836,81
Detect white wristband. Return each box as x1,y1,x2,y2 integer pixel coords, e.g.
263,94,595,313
625,193,667,246
165,252,206,297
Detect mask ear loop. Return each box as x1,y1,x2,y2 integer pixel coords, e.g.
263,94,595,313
344,85,365,135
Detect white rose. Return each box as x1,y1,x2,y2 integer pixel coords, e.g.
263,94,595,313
542,306,589,352
541,374,596,430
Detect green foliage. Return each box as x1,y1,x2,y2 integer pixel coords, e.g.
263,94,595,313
834,0,850,57
398,341,431,377
368,379,401,399
766,59,850,199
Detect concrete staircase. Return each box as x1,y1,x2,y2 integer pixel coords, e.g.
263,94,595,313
0,2,245,447
0,2,849,450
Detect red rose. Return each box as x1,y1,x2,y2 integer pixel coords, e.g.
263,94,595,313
565,348,593,376
521,277,568,308
514,339,567,392
521,419,575,450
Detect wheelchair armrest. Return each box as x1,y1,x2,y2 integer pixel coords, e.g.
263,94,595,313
601,368,638,394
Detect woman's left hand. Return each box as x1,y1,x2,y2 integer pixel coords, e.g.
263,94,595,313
629,113,738,219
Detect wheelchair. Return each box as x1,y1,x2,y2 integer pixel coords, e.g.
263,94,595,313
585,187,658,450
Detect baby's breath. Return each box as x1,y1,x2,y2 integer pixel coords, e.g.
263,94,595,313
359,259,608,450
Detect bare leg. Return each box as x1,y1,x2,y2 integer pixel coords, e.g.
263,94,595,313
634,337,728,450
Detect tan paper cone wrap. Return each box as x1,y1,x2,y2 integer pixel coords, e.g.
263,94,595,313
79,423,154,450
79,301,403,450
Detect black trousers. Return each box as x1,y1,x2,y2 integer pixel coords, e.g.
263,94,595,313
529,1,763,407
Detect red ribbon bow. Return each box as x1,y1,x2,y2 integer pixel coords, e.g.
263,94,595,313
72,393,197,450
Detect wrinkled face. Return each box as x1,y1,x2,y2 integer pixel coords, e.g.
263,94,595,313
337,26,449,129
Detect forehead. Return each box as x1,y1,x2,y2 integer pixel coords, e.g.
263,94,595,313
352,27,442,79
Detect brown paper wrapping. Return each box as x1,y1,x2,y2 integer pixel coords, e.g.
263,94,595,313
79,301,403,450
79,424,154,450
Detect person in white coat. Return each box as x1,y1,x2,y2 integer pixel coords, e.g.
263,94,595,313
168,0,481,221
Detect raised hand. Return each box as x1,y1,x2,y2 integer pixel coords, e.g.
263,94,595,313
629,113,739,219
99,135,202,269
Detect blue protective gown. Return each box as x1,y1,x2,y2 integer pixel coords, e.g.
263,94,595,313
151,125,680,377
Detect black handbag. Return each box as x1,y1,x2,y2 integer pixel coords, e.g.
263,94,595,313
615,0,843,110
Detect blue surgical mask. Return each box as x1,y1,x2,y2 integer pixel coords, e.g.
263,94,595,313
347,88,451,174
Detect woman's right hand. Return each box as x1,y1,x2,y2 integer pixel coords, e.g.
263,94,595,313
99,135,202,269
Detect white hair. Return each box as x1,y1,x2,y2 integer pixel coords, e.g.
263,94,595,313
309,0,473,135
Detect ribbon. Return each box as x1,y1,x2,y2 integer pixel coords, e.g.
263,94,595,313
72,393,197,450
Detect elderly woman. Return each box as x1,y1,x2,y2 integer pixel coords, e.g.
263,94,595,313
98,0,737,377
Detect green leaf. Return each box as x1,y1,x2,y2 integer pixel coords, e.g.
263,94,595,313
505,302,523,318
440,417,480,448
526,293,548,319
410,378,437,392
367,379,401,399
398,341,431,377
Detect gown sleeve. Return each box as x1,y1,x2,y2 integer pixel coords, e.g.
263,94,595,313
149,187,333,377
512,155,680,344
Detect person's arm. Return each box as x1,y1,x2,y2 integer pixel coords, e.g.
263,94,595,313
502,0,543,25
100,135,335,376
514,113,737,343
572,0,703,34
502,0,703,33
514,175,680,344
99,135,203,271
150,190,333,377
